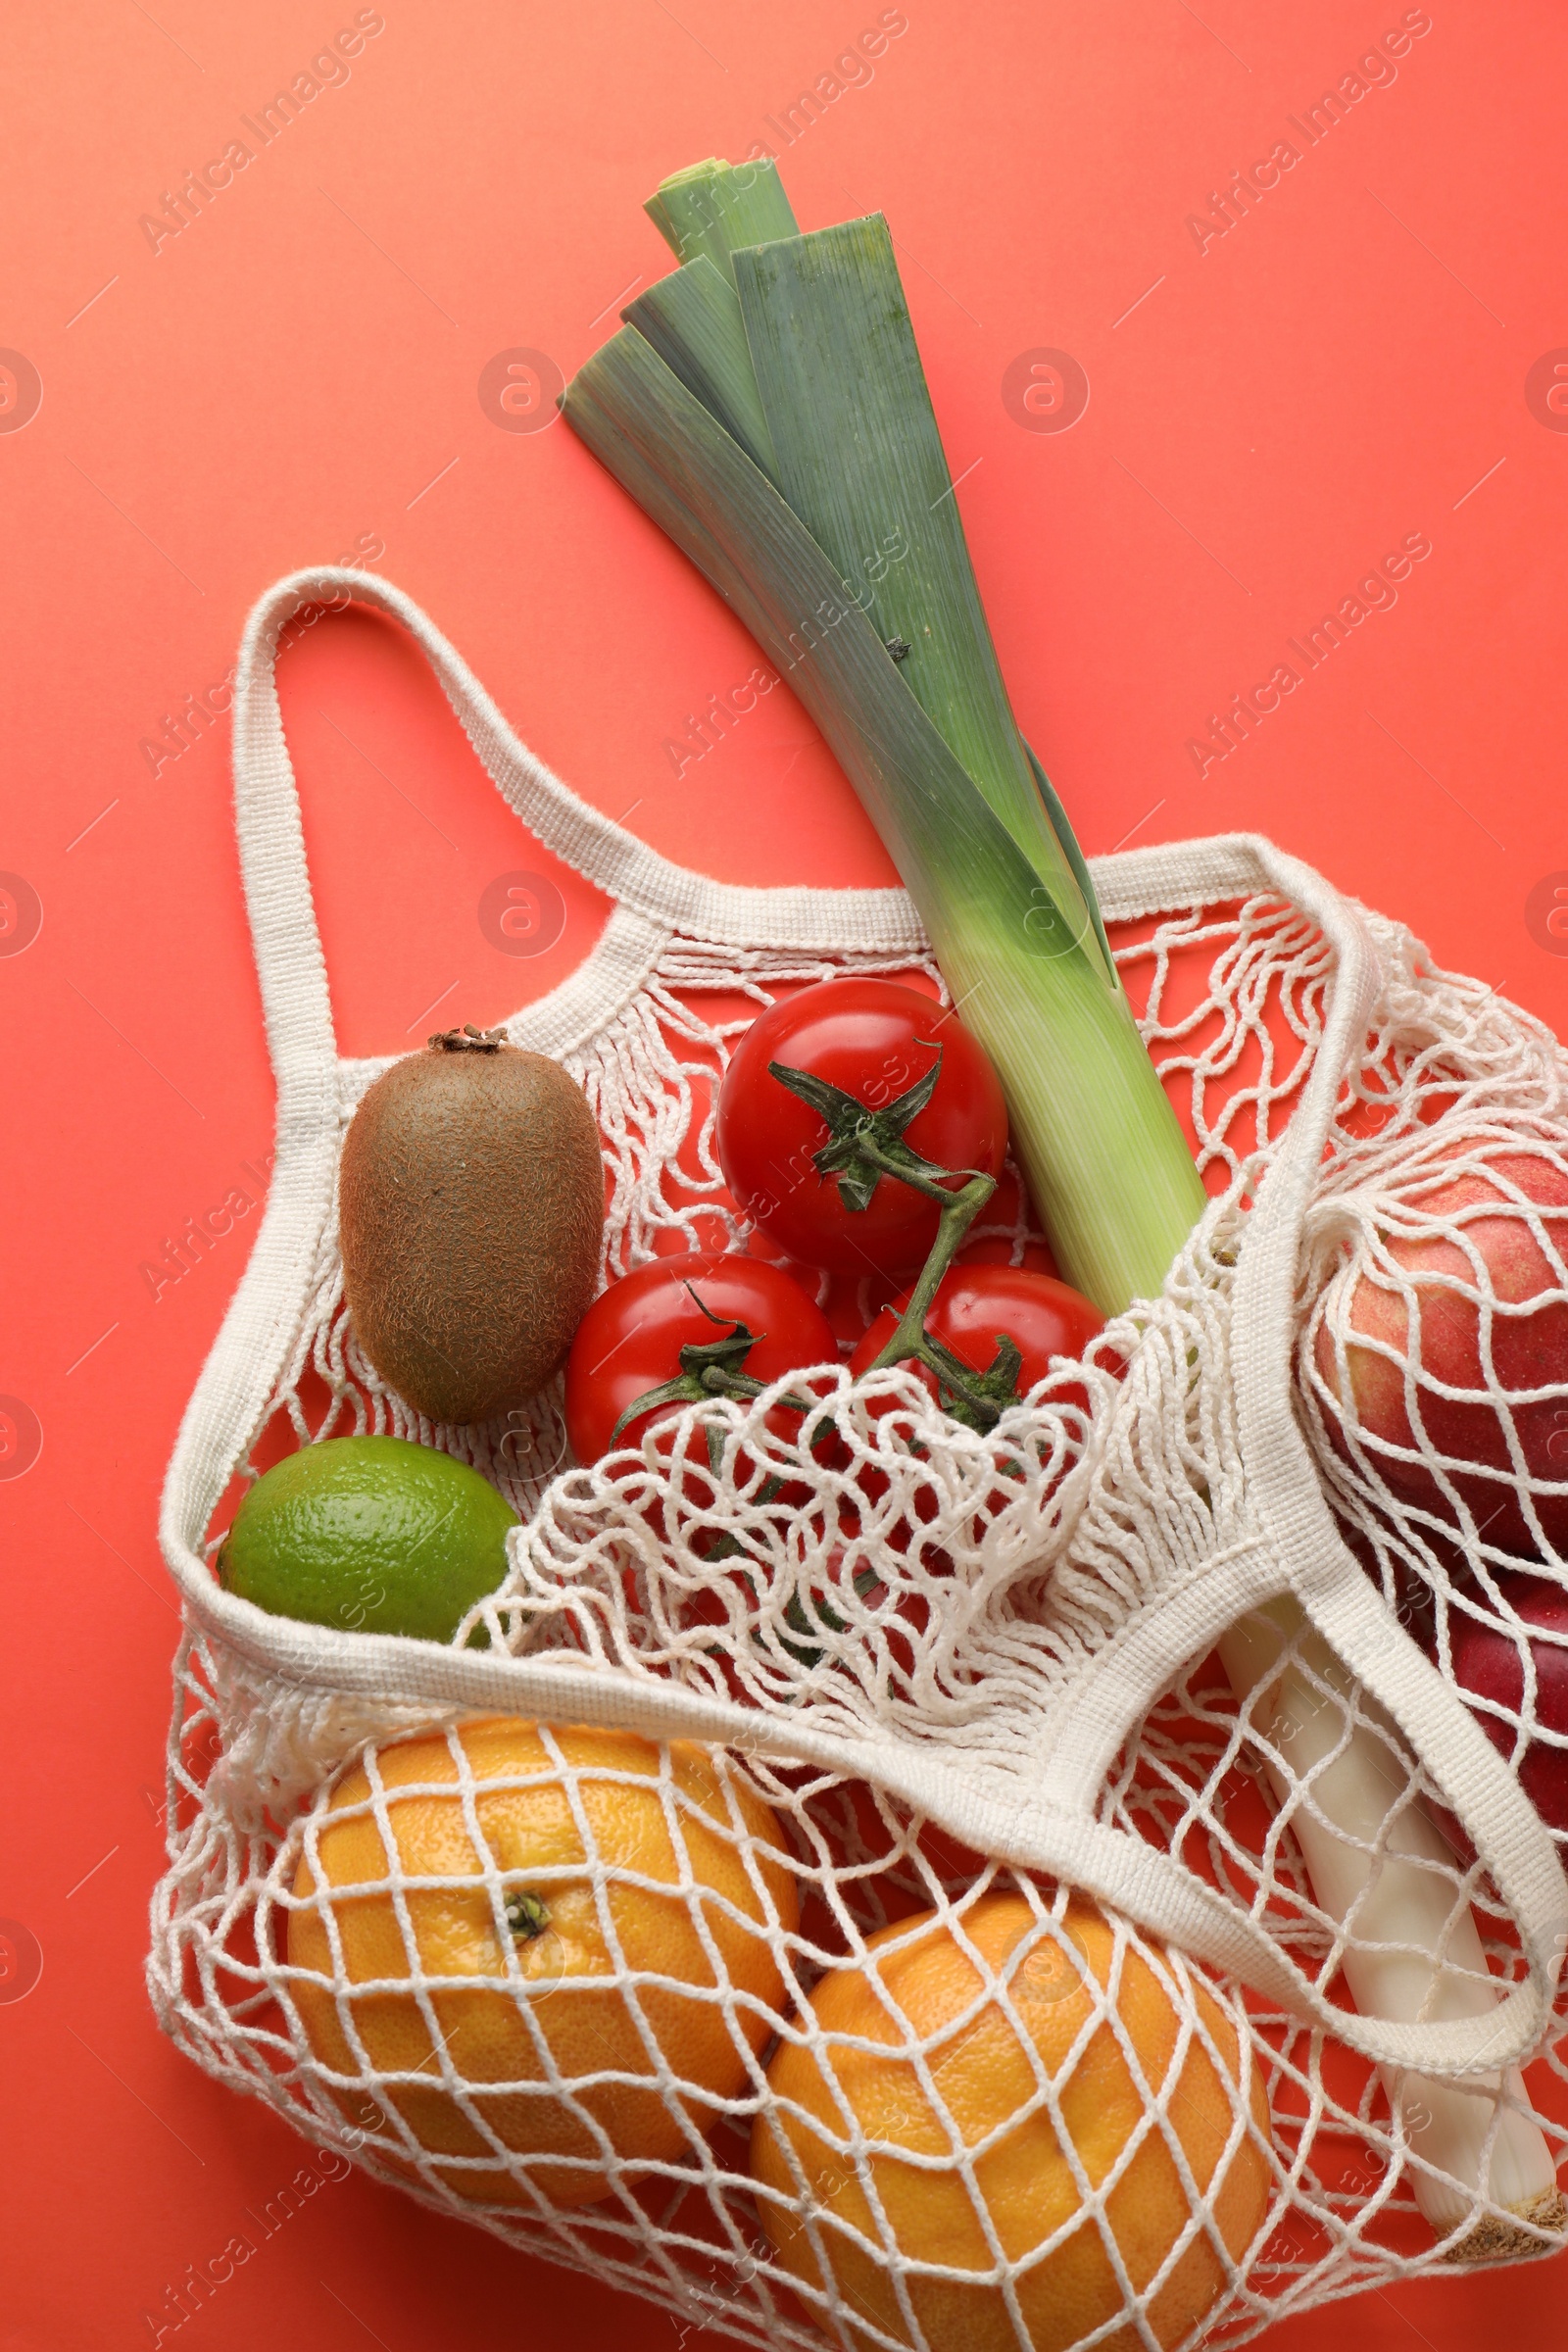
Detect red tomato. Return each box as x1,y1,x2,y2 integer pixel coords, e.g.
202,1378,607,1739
957,1235,1061,1282
564,1252,838,1461
848,1264,1106,1410
715,979,1007,1278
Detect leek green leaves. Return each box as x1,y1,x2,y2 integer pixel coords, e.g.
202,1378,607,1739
564,157,1205,1313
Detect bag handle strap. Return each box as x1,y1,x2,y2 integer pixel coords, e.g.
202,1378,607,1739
1018,839,1566,2060
231,565,927,1087
1231,840,1568,2064
177,1561,1554,2074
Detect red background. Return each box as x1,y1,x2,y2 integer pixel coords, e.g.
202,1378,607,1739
4,2,1567,2345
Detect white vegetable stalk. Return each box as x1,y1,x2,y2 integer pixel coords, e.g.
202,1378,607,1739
1217,1598,1563,2255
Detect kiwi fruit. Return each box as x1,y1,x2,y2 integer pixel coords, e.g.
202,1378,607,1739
339,1023,603,1426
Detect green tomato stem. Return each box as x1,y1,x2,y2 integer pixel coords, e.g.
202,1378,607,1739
860,1146,997,1382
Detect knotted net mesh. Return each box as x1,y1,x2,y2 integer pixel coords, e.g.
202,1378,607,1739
151,883,1568,2348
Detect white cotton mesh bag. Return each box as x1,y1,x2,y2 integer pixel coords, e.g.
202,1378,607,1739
150,566,1568,2350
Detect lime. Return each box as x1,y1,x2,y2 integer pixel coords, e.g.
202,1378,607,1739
218,1435,516,1643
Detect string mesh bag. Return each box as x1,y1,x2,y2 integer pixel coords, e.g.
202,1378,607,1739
151,568,1568,2352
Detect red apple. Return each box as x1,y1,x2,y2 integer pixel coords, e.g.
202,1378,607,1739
1312,1146,1568,1556
1446,1575,1568,1837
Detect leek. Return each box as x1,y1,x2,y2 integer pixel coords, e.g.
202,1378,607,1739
622,259,778,482
1219,1601,1562,2252
564,168,1204,1315
734,218,1069,891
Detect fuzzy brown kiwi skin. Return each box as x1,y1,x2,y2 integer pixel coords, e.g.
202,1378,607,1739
338,1038,604,1427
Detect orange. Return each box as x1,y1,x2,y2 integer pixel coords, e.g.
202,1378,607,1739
752,1893,1273,2351
287,1716,798,2207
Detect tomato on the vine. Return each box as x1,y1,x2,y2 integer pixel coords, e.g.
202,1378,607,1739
848,1264,1106,1419
715,978,1007,1277
956,1236,1061,1283
564,1252,838,1462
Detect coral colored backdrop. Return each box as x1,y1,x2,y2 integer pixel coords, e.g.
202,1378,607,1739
4,2,1568,2346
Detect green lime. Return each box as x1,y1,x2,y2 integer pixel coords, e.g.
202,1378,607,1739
218,1435,516,1644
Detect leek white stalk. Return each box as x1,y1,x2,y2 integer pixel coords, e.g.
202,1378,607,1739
1217,1599,1563,2256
